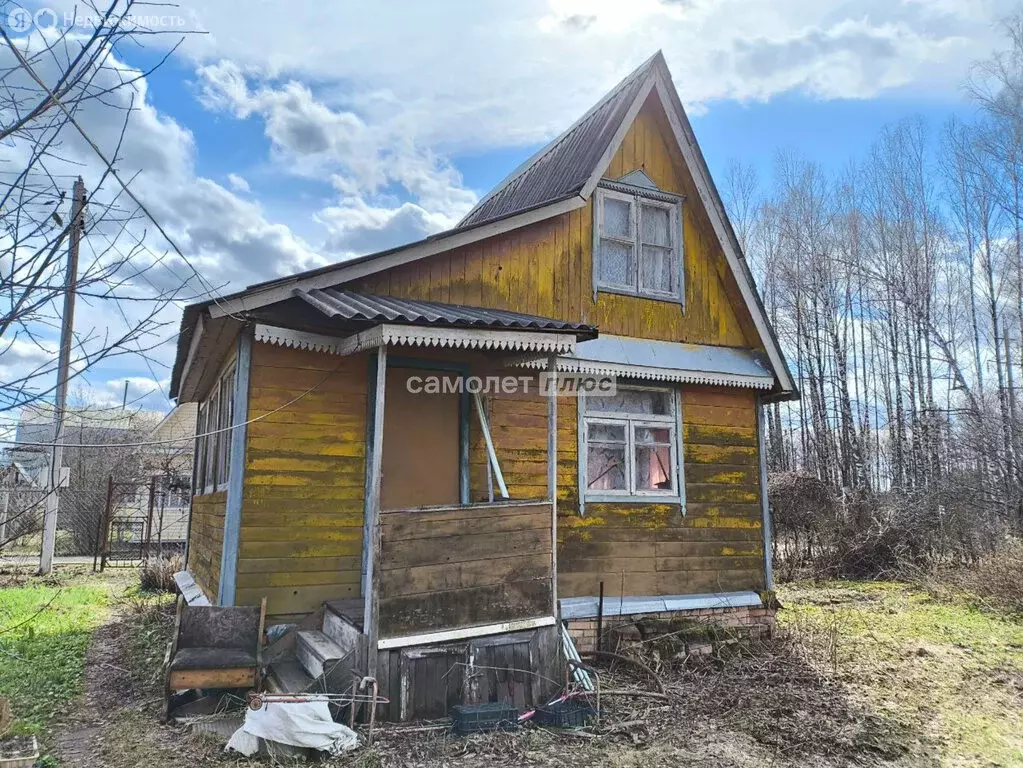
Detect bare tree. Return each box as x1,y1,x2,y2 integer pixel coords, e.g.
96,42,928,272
0,1,196,415
732,12,1023,571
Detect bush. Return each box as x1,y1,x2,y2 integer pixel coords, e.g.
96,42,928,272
954,538,1023,614
139,554,183,593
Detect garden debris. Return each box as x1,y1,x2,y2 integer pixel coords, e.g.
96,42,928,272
225,699,360,757
582,649,667,694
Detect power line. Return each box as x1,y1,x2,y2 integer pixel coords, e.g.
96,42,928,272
0,26,245,322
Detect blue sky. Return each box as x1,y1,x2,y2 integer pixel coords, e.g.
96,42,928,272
0,0,1017,415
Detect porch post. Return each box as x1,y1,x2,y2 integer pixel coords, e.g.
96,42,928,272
363,344,388,674
546,354,558,614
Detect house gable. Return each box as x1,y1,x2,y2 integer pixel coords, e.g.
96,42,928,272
349,93,758,350
185,52,795,399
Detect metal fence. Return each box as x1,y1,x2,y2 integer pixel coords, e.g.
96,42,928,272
0,472,190,566
100,476,190,568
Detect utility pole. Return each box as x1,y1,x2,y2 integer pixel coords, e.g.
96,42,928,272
39,177,86,575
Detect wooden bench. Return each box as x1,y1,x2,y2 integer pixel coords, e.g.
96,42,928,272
165,596,266,719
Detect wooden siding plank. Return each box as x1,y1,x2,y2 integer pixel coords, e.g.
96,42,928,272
379,553,550,595
381,528,551,571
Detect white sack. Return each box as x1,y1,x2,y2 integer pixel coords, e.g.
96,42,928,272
226,700,360,756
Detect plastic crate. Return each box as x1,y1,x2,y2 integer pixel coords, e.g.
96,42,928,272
0,736,39,768
451,702,520,735
533,699,597,728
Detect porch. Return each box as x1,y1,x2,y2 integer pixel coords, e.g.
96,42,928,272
236,289,596,673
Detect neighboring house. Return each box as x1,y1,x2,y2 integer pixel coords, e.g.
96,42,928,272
8,403,161,555
140,403,197,546
9,402,159,483
0,461,39,547
169,52,797,719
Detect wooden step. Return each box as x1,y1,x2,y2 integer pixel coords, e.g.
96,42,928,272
296,630,347,679
322,606,364,648
266,656,314,694
323,599,364,632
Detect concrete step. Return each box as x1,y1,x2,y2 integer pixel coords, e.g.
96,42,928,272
296,629,347,679
266,656,314,694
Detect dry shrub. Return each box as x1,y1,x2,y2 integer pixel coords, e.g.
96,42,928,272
954,538,1023,613
139,554,183,593
771,470,1008,580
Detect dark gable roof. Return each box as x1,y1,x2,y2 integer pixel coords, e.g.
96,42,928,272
295,288,596,334
458,53,659,229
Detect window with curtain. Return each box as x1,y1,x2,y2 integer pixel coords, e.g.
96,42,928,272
583,387,679,498
594,185,682,301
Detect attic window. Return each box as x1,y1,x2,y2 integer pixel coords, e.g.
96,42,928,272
593,182,683,303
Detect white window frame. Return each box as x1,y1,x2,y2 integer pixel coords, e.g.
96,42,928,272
581,385,684,503
193,357,239,497
593,183,684,303
203,383,220,495
194,403,208,494
215,365,236,492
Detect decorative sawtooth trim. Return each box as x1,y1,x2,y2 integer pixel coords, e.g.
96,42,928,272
257,322,577,357
253,324,347,354
513,356,774,389
371,325,576,354
598,177,684,204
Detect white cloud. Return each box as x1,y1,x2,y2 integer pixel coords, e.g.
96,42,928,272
316,198,454,256
226,173,250,193
163,0,1020,156
196,62,477,257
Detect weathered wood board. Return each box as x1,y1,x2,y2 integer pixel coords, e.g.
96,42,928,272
378,502,553,637
235,344,370,616
187,491,226,600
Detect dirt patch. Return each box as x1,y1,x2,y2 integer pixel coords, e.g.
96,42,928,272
358,631,913,768
54,614,139,766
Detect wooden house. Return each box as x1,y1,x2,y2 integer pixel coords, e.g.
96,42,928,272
169,52,797,719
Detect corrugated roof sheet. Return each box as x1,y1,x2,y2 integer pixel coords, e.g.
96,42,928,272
458,54,659,229
295,288,596,334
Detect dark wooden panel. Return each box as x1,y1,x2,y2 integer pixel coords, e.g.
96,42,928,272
379,580,552,637
400,645,466,721
379,553,550,595
381,505,549,540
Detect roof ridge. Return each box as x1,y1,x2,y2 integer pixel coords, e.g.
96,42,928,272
458,51,662,227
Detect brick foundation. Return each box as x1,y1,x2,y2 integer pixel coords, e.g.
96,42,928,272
565,604,776,654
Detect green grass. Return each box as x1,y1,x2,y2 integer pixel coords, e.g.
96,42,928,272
0,580,112,736
779,580,1023,766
